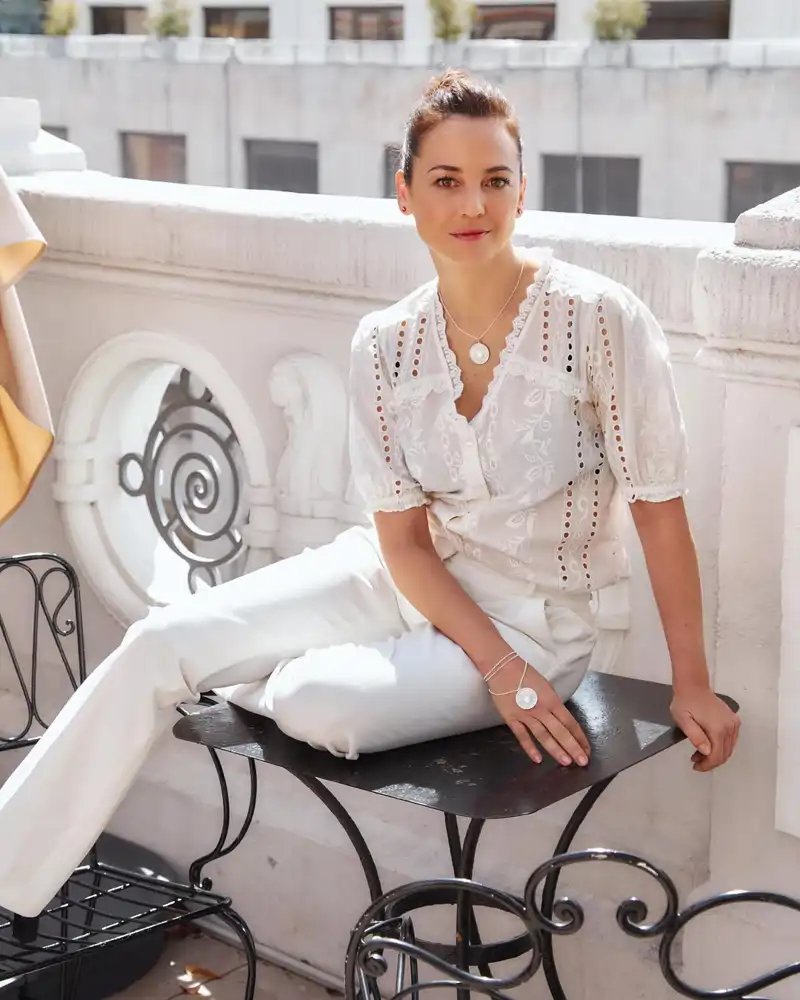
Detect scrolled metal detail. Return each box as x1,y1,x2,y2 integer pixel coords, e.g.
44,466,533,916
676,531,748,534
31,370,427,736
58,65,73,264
0,555,86,741
658,889,800,999
39,564,78,640
118,368,246,591
345,877,542,1000
525,848,679,939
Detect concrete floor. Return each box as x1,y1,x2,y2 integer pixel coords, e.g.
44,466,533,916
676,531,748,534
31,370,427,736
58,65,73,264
113,928,342,1000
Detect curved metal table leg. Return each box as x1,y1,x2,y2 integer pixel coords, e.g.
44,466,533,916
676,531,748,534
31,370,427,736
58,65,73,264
446,814,491,1000
189,749,259,890
539,776,616,1000
295,773,384,903
217,906,259,1000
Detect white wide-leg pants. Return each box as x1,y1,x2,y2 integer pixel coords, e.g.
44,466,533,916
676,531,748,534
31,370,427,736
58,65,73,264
0,525,610,917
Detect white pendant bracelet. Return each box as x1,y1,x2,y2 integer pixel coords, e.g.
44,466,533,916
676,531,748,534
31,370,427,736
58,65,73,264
483,652,539,711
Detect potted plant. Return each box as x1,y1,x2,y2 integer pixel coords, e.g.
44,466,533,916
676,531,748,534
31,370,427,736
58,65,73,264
146,0,191,58
147,0,191,37
587,0,649,41
428,0,475,63
43,0,77,53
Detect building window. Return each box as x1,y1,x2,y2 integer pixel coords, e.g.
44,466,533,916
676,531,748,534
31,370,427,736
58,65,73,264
329,6,403,40
204,7,270,37
472,4,555,39
91,6,147,33
726,162,800,223
245,139,319,193
638,0,730,39
43,126,69,141
0,0,43,34
384,144,401,198
542,155,640,217
120,132,187,183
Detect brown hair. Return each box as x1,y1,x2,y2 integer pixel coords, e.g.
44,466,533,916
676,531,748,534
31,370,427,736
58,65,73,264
400,69,523,185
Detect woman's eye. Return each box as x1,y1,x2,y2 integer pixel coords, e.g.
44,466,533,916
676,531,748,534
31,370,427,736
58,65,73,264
489,177,511,188
435,176,455,188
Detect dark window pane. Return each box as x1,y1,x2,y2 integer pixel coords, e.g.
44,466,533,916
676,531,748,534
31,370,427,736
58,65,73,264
121,132,187,183
472,4,555,39
726,162,800,222
245,139,319,194
204,6,270,37
542,155,578,213
329,6,403,40
384,144,401,198
543,155,639,217
583,157,639,216
44,125,69,141
331,9,354,37
638,0,730,39
91,5,147,33
0,0,43,33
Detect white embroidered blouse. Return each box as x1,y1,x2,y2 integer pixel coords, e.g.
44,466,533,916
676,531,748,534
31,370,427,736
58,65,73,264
348,251,687,596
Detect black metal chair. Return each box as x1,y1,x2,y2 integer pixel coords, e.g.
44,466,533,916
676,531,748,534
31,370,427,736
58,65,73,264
0,553,258,1000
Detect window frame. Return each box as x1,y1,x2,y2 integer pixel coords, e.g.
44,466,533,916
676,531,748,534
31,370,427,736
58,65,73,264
43,125,69,141
91,5,147,34
542,154,641,217
120,131,187,184
328,5,404,40
637,0,731,39
203,6,271,38
725,161,800,223
244,138,320,194
383,144,401,199
471,3,556,40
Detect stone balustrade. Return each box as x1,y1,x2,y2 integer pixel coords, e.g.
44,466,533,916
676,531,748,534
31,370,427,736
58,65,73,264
0,164,797,996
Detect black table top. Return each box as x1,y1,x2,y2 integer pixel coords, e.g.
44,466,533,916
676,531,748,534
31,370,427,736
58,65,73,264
173,671,737,820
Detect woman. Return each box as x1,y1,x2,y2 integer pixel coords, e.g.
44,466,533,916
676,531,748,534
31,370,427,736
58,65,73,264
0,71,739,919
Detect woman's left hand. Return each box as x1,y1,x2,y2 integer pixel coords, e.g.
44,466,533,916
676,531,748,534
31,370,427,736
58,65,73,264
670,685,740,772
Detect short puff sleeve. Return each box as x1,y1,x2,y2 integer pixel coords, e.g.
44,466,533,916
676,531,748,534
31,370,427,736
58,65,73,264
348,320,429,514
589,286,688,503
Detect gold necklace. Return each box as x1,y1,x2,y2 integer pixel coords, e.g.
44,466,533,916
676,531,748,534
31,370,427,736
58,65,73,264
439,260,526,366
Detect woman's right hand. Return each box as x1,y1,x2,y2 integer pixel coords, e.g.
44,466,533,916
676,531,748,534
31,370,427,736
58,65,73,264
489,662,591,767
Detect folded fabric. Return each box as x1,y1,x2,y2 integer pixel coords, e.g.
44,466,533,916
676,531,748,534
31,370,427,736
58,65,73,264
0,165,54,527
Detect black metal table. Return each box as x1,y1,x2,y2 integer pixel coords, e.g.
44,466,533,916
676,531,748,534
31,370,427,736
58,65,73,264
173,672,798,999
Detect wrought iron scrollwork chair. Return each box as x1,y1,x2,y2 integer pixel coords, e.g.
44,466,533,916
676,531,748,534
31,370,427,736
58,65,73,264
0,553,257,999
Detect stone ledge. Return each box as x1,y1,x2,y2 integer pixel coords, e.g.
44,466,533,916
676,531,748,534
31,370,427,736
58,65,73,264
5,35,800,70
15,171,727,334
694,245,800,347
0,97,86,176
736,188,800,252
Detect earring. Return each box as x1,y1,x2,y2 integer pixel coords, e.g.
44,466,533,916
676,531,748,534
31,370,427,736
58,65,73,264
400,206,407,213
516,207,523,217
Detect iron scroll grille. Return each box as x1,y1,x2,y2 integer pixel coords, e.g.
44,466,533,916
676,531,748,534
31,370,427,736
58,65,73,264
118,368,247,593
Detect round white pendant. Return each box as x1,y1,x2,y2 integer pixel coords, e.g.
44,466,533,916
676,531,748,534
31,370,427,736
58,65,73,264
469,342,490,365
515,687,539,711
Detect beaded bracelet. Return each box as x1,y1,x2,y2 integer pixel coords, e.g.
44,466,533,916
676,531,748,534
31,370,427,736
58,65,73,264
482,651,539,711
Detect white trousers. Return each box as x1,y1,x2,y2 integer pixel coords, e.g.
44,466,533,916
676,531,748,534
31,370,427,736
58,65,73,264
0,526,608,917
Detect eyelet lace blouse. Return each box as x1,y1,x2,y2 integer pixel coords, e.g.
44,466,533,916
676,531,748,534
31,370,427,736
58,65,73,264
348,250,688,596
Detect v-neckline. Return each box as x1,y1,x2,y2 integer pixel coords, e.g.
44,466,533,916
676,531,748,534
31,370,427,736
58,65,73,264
432,251,553,427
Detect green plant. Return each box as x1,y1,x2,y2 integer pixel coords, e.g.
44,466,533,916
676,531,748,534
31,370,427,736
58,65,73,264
587,0,649,41
147,0,191,38
428,0,476,43
43,0,77,36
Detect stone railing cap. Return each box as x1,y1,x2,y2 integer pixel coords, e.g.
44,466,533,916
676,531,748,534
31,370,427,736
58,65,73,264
14,171,729,335
735,188,800,252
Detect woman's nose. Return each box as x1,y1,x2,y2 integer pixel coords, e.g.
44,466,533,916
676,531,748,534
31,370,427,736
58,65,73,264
460,188,486,218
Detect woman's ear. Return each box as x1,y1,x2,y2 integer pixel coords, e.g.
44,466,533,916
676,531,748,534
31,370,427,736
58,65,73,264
516,172,528,217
